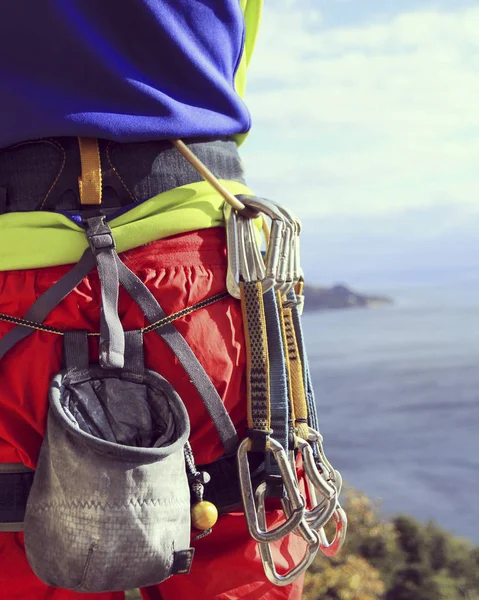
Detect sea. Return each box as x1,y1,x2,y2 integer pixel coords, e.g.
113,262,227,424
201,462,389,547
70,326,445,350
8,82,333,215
303,280,479,543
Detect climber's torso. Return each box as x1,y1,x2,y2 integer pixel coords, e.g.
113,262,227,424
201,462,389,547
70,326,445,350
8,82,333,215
0,0,260,149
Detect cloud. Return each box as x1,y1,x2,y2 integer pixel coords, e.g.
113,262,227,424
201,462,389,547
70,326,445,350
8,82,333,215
241,3,479,218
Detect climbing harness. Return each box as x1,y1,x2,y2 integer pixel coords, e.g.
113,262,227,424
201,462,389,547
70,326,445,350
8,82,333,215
0,138,346,590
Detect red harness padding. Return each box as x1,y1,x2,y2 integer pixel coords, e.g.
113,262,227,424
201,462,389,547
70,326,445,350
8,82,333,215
0,228,247,468
0,227,305,600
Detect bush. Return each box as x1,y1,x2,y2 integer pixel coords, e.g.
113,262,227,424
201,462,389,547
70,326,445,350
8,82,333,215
303,489,479,600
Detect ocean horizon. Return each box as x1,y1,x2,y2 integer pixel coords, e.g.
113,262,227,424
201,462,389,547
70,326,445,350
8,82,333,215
303,279,479,543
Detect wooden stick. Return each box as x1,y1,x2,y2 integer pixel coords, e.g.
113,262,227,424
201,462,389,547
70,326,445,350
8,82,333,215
171,139,246,212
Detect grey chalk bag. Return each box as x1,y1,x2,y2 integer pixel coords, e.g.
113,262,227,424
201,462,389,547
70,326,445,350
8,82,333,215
24,330,194,592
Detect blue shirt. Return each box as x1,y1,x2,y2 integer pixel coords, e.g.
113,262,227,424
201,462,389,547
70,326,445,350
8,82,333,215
0,1,253,149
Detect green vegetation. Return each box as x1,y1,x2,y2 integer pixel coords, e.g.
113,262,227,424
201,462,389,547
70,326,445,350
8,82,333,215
124,489,479,599
304,489,479,600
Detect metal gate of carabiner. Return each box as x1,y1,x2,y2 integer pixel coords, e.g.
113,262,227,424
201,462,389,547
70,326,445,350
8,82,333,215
237,437,305,544
298,430,348,556
255,481,320,586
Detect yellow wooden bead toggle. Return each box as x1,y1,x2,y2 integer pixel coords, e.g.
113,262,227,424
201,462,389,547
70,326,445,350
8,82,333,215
191,501,218,531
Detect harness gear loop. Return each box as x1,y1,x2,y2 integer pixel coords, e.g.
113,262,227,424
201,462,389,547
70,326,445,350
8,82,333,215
281,302,309,441
78,137,102,205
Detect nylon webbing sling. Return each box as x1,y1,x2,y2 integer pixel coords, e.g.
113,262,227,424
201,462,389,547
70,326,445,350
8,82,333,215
240,280,271,449
0,251,96,360
0,216,237,455
238,280,305,542
281,303,310,441
277,293,296,443
262,288,290,494
287,290,319,433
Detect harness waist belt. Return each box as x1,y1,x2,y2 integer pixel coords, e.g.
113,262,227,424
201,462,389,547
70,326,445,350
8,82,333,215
0,457,269,530
0,465,34,531
0,136,244,214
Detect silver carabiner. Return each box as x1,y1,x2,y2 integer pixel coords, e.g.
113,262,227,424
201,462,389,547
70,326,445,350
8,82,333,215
264,201,303,297
236,196,287,293
307,427,338,485
237,437,305,544
294,436,340,530
299,431,347,547
255,482,320,586
237,215,255,283
276,220,292,296
318,506,348,557
297,436,336,500
283,464,346,557
273,204,301,296
242,196,292,296
224,203,241,299
242,216,266,284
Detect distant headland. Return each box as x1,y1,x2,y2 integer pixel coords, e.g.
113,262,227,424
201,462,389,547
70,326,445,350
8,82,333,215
302,284,393,312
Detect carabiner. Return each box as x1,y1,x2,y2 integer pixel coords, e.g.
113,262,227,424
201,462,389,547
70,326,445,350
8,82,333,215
255,481,320,586
241,216,266,285
272,203,301,296
295,437,340,530
236,195,287,293
283,465,346,557
280,471,336,537
307,427,338,484
297,437,336,500
224,204,241,299
318,506,348,557
224,199,281,294
237,437,305,543
276,221,292,296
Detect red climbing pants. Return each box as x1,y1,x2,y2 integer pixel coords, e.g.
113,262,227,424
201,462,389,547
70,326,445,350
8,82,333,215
0,227,306,600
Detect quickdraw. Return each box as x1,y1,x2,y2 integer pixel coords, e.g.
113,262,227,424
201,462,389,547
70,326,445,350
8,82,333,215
226,194,347,585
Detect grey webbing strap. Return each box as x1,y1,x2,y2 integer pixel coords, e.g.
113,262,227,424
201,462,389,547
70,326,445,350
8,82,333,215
0,250,95,361
124,330,145,380
63,331,89,370
84,216,124,369
262,289,289,486
114,256,238,455
62,329,143,379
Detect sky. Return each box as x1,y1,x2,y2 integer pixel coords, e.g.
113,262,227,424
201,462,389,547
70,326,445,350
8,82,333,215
241,0,479,287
